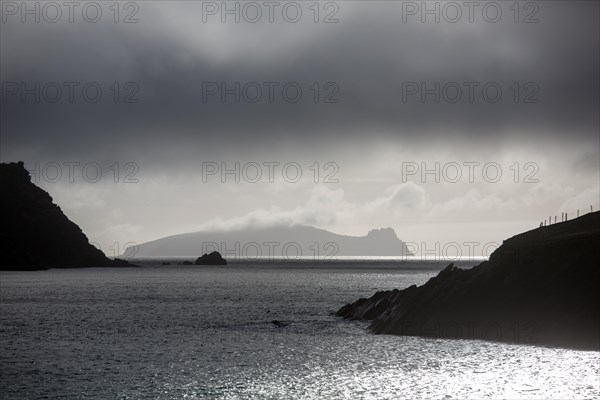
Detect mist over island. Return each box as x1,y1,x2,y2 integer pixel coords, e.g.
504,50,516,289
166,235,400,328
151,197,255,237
124,225,412,258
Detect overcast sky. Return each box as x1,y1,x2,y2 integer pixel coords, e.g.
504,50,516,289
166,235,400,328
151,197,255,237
1,1,598,257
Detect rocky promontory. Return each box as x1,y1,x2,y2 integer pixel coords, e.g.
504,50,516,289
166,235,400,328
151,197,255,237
337,211,600,350
0,162,136,270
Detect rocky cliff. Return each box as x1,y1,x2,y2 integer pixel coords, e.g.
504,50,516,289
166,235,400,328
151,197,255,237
0,162,135,270
337,212,600,350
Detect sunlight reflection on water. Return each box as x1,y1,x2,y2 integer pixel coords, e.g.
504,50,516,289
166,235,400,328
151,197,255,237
1,264,598,399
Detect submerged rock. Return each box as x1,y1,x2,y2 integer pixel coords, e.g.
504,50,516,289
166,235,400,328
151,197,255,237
337,212,600,350
195,251,227,265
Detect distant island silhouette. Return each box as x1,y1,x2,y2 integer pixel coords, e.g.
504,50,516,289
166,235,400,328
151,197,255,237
337,211,600,350
124,225,412,258
0,162,136,270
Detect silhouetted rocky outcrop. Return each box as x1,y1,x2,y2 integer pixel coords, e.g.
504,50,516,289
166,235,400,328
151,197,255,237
195,251,227,265
337,212,600,350
0,162,137,270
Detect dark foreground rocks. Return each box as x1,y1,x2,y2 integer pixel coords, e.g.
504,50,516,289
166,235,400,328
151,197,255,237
337,211,600,350
195,251,227,265
0,162,137,270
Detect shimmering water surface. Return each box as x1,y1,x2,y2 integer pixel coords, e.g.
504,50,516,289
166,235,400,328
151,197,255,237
1,261,599,399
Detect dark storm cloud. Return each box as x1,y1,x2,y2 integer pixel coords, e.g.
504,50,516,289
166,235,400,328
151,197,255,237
1,1,598,167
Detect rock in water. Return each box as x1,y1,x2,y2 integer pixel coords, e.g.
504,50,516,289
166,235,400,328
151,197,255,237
337,211,600,350
195,251,227,265
0,161,136,270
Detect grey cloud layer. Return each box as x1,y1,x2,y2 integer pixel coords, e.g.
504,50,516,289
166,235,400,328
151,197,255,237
1,1,598,167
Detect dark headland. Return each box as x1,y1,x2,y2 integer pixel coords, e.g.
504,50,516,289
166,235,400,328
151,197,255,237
0,162,136,270
337,211,600,350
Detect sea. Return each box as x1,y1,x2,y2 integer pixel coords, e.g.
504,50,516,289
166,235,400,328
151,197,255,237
1,259,599,399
